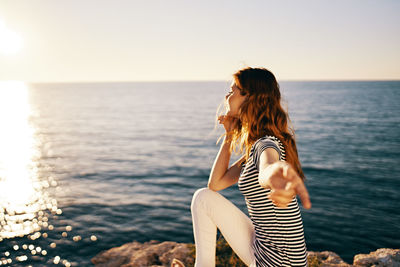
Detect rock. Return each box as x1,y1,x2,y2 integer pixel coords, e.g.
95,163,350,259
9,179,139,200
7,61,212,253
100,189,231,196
92,240,399,267
353,248,400,267
91,240,194,267
307,248,400,267
307,251,351,266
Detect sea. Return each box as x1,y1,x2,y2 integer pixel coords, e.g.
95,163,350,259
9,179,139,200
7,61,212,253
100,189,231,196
0,80,399,266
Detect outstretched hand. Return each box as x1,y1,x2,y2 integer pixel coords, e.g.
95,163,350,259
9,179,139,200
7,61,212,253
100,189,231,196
264,161,312,209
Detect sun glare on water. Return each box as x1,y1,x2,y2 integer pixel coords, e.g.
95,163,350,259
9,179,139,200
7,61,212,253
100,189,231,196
0,20,23,55
0,81,81,266
0,82,60,243
0,81,41,240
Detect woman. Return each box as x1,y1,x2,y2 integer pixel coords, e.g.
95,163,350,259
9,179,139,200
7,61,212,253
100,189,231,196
172,67,312,267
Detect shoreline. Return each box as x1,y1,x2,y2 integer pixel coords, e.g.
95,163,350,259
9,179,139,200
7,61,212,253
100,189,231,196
91,239,399,267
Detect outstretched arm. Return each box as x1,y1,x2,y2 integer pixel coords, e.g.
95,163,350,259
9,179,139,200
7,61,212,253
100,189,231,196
258,148,312,209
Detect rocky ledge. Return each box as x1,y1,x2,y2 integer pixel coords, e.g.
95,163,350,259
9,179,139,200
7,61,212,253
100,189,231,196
91,240,399,267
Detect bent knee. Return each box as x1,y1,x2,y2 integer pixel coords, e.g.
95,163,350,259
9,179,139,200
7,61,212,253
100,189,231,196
191,187,216,209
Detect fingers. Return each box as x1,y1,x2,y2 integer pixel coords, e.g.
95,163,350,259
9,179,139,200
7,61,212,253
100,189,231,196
218,115,227,127
283,169,312,209
295,181,312,209
217,115,231,124
282,163,289,177
284,181,293,191
281,162,298,181
270,180,312,209
218,114,237,121
270,162,296,181
218,115,239,132
268,189,295,208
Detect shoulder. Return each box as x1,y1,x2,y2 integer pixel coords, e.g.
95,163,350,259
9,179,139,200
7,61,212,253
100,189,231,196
251,135,286,171
252,135,285,154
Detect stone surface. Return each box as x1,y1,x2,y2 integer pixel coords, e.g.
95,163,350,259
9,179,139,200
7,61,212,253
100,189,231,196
307,251,352,266
92,241,399,267
91,240,193,267
353,248,400,267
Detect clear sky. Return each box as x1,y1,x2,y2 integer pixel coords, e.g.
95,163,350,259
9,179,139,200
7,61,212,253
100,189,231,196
0,0,399,82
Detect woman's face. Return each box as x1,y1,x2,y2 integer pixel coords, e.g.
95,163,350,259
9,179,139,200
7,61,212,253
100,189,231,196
225,80,247,117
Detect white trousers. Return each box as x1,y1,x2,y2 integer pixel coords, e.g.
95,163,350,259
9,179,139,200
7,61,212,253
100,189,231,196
191,187,257,267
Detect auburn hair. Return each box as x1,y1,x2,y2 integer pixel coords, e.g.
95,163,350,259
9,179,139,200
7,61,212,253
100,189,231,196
216,67,306,182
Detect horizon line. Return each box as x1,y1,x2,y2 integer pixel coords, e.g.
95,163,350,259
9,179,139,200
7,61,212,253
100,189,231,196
1,78,400,84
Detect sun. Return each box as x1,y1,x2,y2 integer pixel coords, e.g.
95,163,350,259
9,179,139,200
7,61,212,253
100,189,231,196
0,21,23,55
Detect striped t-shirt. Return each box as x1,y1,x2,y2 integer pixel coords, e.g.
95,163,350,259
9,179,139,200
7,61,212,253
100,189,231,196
238,135,308,267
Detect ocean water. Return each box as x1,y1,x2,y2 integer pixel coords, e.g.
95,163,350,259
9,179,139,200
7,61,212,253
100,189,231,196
0,80,399,266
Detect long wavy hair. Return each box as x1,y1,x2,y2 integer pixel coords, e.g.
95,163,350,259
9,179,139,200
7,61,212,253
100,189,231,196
216,67,306,181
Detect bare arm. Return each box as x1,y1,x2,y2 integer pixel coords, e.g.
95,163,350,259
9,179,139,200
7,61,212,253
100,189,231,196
207,135,245,192
258,148,281,189
258,148,312,209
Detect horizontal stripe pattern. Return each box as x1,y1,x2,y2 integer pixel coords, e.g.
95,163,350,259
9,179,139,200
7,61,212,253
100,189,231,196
238,136,308,267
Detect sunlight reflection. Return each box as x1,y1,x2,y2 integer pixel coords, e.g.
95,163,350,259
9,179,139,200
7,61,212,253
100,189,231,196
0,81,56,240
